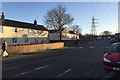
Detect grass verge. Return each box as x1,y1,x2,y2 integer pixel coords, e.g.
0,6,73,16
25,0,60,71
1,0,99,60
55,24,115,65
2,47,69,58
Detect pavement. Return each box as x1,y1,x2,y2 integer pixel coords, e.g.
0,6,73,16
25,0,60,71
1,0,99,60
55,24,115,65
2,39,120,79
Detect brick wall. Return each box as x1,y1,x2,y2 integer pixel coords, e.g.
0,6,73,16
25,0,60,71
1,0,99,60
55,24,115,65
7,42,64,54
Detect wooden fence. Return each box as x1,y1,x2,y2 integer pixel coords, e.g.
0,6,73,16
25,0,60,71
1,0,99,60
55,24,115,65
7,42,64,54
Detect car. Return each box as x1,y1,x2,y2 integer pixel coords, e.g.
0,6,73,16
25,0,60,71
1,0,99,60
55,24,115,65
110,38,117,43
97,37,102,40
103,42,120,72
107,37,111,40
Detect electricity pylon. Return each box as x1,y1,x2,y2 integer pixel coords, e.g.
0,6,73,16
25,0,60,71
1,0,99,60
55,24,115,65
90,17,98,35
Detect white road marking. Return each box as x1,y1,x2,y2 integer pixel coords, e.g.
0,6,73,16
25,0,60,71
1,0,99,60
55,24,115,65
89,47,94,48
88,47,109,49
57,69,72,77
15,64,51,77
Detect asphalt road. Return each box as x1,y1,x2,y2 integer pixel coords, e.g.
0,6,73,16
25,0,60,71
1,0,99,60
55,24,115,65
2,39,120,79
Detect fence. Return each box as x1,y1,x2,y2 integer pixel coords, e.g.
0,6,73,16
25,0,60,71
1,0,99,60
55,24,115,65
50,40,78,46
7,42,64,54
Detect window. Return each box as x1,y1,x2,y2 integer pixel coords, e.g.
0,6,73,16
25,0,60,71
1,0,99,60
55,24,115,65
13,38,17,43
35,39,38,43
12,27,17,32
25,29,29,34
0,26,3,33
41,33,47,36
109,44,120,53
25,38,29,43
34,30,39,34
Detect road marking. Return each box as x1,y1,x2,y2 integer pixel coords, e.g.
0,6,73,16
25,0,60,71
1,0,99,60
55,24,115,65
15,64,51,77
89,47,94,48
57,69,72,77
88,47,109,49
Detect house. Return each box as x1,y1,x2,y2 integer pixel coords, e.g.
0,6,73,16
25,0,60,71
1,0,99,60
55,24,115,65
0,12,49,45
49,28,79,40
69,31,79,40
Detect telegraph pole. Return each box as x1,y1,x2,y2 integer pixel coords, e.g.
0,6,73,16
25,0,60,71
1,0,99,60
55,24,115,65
90,17,98,35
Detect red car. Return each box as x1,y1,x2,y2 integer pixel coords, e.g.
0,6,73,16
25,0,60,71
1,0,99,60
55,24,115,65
103,43,120,72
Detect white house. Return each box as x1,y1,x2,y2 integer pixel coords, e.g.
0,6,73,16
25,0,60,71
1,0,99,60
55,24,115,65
0,12,49,45
49,28,79,41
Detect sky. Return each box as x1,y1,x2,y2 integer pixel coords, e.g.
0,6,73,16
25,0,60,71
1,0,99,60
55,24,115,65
2,2,118,35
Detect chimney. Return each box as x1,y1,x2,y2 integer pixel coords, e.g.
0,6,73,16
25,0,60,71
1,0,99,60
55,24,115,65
34,19,37,26
1,12,5,21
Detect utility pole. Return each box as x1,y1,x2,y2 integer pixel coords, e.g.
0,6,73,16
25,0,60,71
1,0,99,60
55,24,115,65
90,17,98,35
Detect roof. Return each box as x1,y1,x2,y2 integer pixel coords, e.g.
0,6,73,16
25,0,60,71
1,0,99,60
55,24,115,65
49,28,65,33
113,42,120,45
69,31,75,34
2,19,48,31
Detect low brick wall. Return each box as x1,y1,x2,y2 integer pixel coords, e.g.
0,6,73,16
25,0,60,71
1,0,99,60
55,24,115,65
7,42,64,54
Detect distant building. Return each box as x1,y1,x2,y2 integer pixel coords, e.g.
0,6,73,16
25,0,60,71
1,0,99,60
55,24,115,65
49,28,79,40
0,12,49,45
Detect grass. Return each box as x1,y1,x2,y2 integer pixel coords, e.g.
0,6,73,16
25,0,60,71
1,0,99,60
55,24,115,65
2,47,69,58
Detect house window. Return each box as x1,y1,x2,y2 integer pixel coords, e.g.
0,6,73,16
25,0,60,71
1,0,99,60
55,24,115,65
35,39,38,43
13,38,17,43
25,29,29,34
0,26,3,33
13,27,17,32
25,38,29,43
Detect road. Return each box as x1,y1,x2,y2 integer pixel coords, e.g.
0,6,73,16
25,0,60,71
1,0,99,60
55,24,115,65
2,39,120,79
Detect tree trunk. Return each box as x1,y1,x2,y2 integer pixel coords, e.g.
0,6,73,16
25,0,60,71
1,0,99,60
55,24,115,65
59,26,62,41
60,31,62,41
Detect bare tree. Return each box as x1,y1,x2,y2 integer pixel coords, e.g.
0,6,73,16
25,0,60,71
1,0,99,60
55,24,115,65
100,31,112,36
70,24,82,35
44,5,74,41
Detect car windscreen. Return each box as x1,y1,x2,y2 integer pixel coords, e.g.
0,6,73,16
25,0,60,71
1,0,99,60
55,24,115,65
109,44,120,53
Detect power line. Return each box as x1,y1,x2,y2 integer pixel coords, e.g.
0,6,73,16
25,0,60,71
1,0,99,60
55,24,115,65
94,1,100,17
99,2,117,22
85,2,99,34
102,7,118,33
97,3,117,35
95,2,117,35
97,2,110,20
100,3,117,26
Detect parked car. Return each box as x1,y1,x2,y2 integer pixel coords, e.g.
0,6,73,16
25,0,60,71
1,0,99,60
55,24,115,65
97,37,102,40
110,38,117,43
103,43,120,72
107,37,111,40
